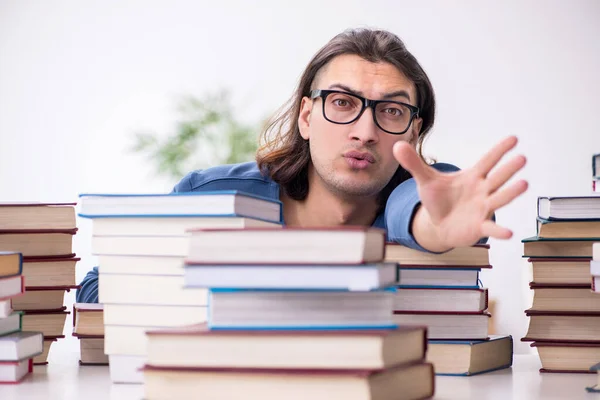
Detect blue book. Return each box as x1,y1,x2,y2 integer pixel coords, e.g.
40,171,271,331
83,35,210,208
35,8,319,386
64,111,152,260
78,191,283,224
207,287,397,330
428,335,513,376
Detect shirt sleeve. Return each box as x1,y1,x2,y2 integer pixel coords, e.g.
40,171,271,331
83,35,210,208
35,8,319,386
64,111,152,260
384,163,490,253
76,266,99,303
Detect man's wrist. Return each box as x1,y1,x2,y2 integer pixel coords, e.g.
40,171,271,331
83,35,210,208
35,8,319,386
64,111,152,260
411,205,453,253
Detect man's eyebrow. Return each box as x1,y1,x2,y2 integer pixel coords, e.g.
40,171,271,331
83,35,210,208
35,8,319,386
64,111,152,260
328,83,411,101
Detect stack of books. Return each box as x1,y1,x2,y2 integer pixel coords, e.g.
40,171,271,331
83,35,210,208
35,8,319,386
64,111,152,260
522,196,600,373
386,243,513,376
141,226,434,399
78,191,283,383
0,251,44,384
72,303,107,365
0,203,79,365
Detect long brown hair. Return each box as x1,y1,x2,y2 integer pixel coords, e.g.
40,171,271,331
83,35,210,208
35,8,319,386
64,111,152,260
256,28,436,209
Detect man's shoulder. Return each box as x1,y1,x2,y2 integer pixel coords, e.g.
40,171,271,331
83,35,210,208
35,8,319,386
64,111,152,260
172,161,278,198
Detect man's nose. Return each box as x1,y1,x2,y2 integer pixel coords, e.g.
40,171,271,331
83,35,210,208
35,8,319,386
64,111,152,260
349,106,379,144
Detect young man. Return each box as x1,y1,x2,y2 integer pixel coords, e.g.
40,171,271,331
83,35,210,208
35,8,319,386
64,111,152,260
76,28,527,303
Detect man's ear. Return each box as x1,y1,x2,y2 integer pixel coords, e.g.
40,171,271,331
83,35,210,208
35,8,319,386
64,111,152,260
409,117,423,146
298,97,312,140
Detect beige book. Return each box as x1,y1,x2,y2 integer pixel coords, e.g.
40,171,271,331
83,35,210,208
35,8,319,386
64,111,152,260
22,257,78,287
11,289,68,311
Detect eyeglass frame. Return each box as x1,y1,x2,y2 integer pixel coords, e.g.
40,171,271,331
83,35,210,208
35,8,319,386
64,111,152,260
309,89,420,135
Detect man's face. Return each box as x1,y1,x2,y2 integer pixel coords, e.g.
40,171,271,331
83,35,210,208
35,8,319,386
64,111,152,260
298,54,422,199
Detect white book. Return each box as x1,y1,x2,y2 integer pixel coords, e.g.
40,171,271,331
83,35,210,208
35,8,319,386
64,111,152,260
0,313,21,336
104,304,207,327
109,354,144,384
78,191,282,224
595,243,600,260
184,263,396,291
208,289,394,329
0,358,31,383
393,288,488,313
99,274,208,306
392,312,489,340
0,331,43,362
0,299,11,318
397,268,480,288
92,236,189,257
187,227,385,264
99,255,185,276
92,216,281,236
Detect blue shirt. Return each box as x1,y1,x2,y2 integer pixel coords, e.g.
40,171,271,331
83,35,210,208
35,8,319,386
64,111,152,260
76,161,460,303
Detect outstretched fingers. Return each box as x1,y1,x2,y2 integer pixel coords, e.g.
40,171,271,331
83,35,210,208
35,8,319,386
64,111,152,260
486,154,527,193
480,220,513,239
473,136,518,177
393,141,435,184
488,179,529,210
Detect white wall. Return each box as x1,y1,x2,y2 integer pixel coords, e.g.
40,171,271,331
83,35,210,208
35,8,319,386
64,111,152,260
1,0,599,354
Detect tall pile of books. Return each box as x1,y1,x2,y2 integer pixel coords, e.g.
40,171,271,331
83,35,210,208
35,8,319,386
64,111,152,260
0,203,79,365
386,243,513,376
72,303,107,365
78,191,283,383
522,195,600,372
141,226,434,399
0,252,44,383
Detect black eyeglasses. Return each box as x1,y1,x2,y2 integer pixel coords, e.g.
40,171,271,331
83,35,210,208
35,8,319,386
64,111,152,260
310,89,420,135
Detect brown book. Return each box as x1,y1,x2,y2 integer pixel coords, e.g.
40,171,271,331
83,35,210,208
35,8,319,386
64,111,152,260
529,284,600,312
11,286,78,311
532,342,600,373
186,226,386,264
522,236,596,258
537,218,600,239
21,257,79,287
0,229,77,258
529,258,592,285
523,310,600,343
22,308,70,337
0,252,22,278
145,323,427,370
0,203,76,230
142,362,435,400
385,243,490,266
72,303,104,336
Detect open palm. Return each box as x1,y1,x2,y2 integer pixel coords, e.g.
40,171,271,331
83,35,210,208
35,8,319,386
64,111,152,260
393,136,528,250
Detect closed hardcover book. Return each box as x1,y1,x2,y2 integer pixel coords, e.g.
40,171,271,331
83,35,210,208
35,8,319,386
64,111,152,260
207,288,395,330
537,196,600,220
78,191,283,224
142,362,435,400
187,226,386,265
0,252,22,279
184,262,397,291
145,323,428,370
428,335,513,376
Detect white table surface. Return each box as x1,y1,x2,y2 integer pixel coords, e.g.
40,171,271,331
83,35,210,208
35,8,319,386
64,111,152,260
0,336,598,400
